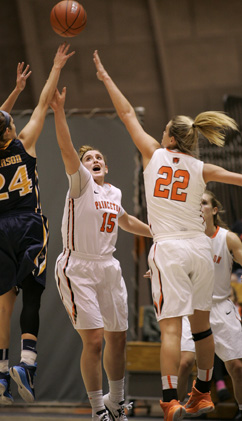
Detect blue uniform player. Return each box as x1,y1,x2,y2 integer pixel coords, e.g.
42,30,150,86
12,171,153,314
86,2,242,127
0,43,75,405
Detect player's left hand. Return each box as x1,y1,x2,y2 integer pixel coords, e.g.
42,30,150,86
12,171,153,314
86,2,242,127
16,62,32,91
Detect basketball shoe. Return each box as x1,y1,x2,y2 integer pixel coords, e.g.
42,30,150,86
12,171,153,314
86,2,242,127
104,393,133,421
160,399,186,421
0,372,13,405
10,362,36,403
184,380,214,417
93,409,111,421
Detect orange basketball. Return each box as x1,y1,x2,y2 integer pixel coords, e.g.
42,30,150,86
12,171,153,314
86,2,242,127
50,1,87,37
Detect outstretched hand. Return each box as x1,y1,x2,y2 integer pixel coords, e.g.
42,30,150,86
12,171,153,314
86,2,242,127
16,62,32,91
54,43,75,69
93,50,108,81
50,87,66,112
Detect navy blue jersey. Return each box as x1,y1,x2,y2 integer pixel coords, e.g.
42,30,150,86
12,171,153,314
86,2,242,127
0,138,42,214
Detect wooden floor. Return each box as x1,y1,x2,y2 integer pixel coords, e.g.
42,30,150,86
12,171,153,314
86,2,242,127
0,400,239,421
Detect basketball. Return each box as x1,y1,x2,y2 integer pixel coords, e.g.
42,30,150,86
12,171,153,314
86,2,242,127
50,1,87,37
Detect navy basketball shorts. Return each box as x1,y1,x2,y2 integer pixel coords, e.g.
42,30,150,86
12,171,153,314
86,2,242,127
0,211,49,295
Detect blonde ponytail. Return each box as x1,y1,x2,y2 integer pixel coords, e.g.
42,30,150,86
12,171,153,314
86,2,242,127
169,111,239,157
194,111,238,147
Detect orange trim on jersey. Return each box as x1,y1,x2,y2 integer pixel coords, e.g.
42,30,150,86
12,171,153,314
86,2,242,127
211,225,220,239
67,203,70,249
71,199,75,250
67,199,75,250
166,148,191,157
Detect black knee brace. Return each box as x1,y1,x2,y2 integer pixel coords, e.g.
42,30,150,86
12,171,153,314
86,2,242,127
192,328,212,342
20,274,44,337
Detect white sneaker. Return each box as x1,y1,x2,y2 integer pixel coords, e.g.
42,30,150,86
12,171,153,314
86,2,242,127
104,393,133,421
93,409,111,421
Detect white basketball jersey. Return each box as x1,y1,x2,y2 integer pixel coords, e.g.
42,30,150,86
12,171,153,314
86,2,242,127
143,148,206,238
61,166,125,256
211,226,233,301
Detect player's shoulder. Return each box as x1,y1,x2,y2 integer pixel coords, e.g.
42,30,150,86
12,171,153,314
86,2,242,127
226,229,241,251
104,182,122,196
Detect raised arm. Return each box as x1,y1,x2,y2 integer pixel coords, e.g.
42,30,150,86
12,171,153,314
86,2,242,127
0,62,31,113
50,87,80,174
203,163,242,186
18,43,75,156
118,211,152,237
93,50,159,167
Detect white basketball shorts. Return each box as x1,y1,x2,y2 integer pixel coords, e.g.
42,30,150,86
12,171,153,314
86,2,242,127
181,316,195,353
210,299,242,361
55,249,128,331
148,235,214,321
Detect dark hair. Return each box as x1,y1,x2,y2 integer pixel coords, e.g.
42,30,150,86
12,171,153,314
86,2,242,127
0,110,11,139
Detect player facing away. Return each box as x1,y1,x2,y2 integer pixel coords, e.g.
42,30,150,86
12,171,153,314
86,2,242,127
179,190,242,419
93,50,242,421
0,43,74,405
50,87,152,421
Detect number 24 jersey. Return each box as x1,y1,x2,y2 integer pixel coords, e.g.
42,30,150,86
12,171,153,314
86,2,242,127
0,138,41,214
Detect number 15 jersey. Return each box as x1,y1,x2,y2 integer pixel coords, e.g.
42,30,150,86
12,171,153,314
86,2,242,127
61,163,125,256
144,148,206,239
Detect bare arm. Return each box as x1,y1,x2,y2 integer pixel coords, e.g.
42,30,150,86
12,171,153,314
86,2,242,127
118,211,152,237
50,87,80,175
0,62,32,113
227,231,242,266
93,50,160,168
203,163,242,186
18,43,75,156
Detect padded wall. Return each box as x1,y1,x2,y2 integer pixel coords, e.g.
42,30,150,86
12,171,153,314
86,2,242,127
9,111,136,402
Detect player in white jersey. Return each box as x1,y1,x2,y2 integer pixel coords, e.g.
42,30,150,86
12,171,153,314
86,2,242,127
50,88,152,421
179,190,242,418
93,50,242,421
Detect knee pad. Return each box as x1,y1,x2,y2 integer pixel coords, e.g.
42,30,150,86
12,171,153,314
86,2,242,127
192,328,212,342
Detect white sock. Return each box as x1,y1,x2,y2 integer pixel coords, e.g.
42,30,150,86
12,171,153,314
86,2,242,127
0,349,9,373
0,360,9,373
161,375,178,389
88,390,105,416
20,350,37,365
20,339,37,365
197,367,213,382
108,378,125,403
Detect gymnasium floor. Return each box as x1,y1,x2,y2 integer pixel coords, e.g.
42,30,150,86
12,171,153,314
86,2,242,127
0,401,238,421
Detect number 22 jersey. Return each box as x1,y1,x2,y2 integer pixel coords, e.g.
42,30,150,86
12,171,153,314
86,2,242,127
144,148,206,239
